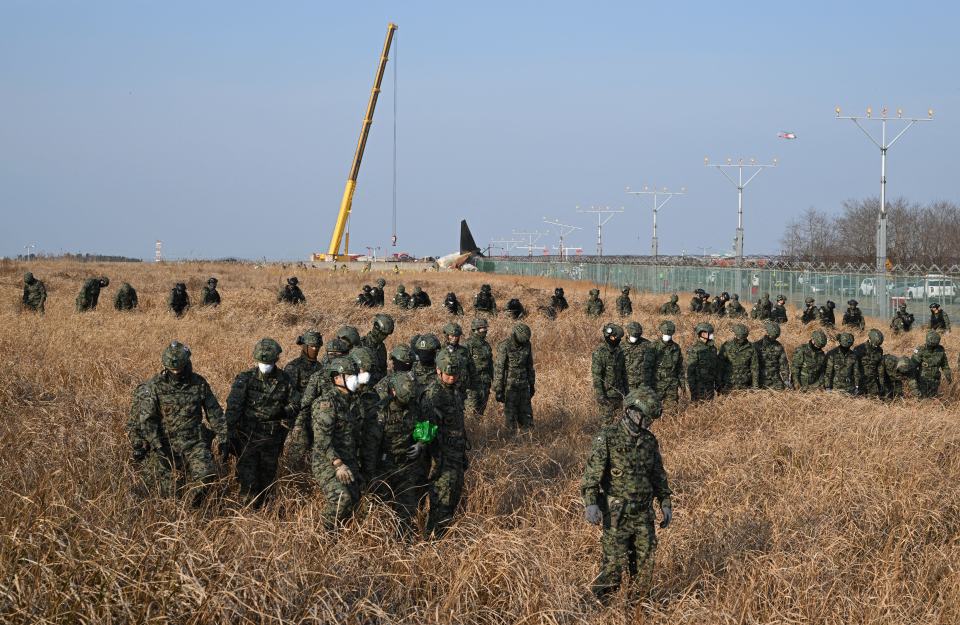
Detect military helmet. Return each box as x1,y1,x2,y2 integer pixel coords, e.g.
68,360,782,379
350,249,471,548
721,291,730,299
622,286,630,293
299,330,323,348
335,326,361,348
732,323,749,339
625,321,642,337
659,320,676,335
287,276,298,286
838,333,854,348
868,329,884,347
776,294,786,302
896,356,916,374
390,344,414,365
811,330,827,348
253,338,282,364
762,292,770,299
602,323,624,340
898,303,907,311
415,334,441,351
926,330,941,347
764,321,781,339
362,285,372,292
930,302,940,310
513,322,532,343
554,287,564,296
826,300,836,309
327,357,358,376
481,284,491,292
443,322,463,337
471,317,489,331
435,350,460,375
373,313,395,335
390,372,416,405
731,294,739,301
701,292,711,300
208,277,218,285
326,337,350,356
669,294,679,303
100,276,110,287
624,389,662,420
695,322,714,336
848,299,858,307
23,272,34,283
351,346,375,371
805,297,815,304
161,341,191,370
175,282,186,290
413,286,422,293
694,288,705,295
589,288,599,296
397,284,406,293
376,278,386,288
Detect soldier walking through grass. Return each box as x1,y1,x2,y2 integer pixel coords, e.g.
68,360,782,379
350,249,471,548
424,350,468,538
592,323,628,421
464,317,494,415
76,276,109,312
21,272,47,313
718,324,759,391
493,322,536,430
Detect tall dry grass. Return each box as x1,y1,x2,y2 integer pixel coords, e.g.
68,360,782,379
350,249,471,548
0,259,958,624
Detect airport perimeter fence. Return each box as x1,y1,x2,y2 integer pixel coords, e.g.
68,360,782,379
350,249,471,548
476,256,960,320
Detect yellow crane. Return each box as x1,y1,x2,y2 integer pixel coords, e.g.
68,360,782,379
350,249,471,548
315,22,397,262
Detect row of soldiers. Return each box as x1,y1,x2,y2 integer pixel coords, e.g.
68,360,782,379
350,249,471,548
20,272,221,314
127,312,536,536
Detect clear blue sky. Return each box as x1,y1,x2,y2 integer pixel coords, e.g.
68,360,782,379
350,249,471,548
2,1,958,260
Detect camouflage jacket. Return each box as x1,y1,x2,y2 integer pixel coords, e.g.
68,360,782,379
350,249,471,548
854,342,885,394
616,295,632,317
800,305,818,324
912,345,952,382
824,347,860,393
444,298,465,315
791,342,826,390
754,337,789,389
751,301,772,320
890,311,915,333
690,297,704,313
473,291,497,312
113,284,138,310
201,286,221,306
138,369,226,454
659,301,681,315
410,291,431,308
76,278,103,311
23,280,47,311
493,336,535,394
929,311,951,331
361,331,390,385
726,301,747,318
817,306,836,327
225,367,299,437
413,362,437,389
311,389,359,478
422,378,467,468
644,340,684,390
369,387,426,474
394,292,412,308
592,343,627,401
718,338,759,390
463,334,494,386
882,355,920,398
586,296,605,316
278,285,306,304
168,288,190,314
842,308,865,330
686,342,721,398
446,343,477,392
550,294,569,311
770,304,788,323
581,420,671,508
622,339,652,391
283,355,322,394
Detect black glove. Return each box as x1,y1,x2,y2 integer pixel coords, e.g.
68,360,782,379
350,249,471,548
495,391,505,403
659,498,672,529
584,504,602,525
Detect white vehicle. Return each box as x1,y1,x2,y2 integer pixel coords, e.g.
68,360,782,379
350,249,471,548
859,278,895,296
906,275,956,302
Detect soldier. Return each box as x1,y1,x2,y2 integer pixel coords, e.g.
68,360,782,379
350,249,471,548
550,287,569,312
201,277,221,307
225,338,299,507
726,294,747,318
719,324,759,391
581,390,671,603
312,358,363,529
443,322,475,394
885,356,921,398
890,304,915,334
21,272,47,313
929,303,950,332
505,298,527,319
410,286,432,309
443,292,465,315
371,278,386,307
168,282,190,317
464,318,494,415
293,338,351,461
412,334,442,388
473,284,497,313
133,341,225,502
592,323,628,421
114,282,138,311
711,292,730,316
493,322,536,430
690,289,705,313
643,321,684,413
586,289,605,316
751,293,772,320
800,297,818,325
824,333,860,394
76,276,109,312
351,346,383,484
854,329,886,397
394,284,412,308
374,344,417,399
361,314,395,386
356,285,376,307
791,330,827,391
284,330,323,465
911,331,952,397
321,338,350,367
770,295,788,324
424,350,469,537
842,299,865,331
622,322,652,392
334,325,362,352
616,287,633,318
754,321,790,390
686,322,721,401
817,300,836,327
658,294,681,315
278,277,306,305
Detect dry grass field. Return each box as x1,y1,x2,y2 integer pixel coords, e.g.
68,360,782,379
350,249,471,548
1,259,959,624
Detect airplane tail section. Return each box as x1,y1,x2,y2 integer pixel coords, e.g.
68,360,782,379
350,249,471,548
460,220,482,256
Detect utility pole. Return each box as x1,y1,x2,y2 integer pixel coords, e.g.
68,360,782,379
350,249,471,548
511,230,547,257
542,218,581,261
576,206,623,256
704,157,777,266
626,185,685,259
836,105,933,320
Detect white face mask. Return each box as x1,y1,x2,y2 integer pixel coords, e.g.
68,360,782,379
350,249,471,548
257,363,274,374
708,333,715,341
628,336,638,344
345,375,359,392
662,335,672,343
357,371,371,386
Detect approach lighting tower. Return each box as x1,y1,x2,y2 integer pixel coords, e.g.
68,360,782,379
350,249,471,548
626,185,685,260
577,206,624,256
542,218,581,261
511,230,547,257
704,157,777,266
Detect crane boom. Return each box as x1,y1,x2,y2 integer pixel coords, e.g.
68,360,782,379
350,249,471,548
323,22,397,261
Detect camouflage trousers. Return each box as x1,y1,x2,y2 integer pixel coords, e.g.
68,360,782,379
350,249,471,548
285,420,313,473
598,397,623,422
654,383,680,413
592,499,657,601
758,376,786,391
235,427,287,504
503,385,533,429
918,376,942,398
75,297,97,312
688,384,716,402
372,459,429,527
135,441,216,503
466,382,491,416
314,463,359,530
426,463,464,538
859,377,884,397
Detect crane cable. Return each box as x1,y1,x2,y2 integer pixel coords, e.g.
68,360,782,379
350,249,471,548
391,30,398,247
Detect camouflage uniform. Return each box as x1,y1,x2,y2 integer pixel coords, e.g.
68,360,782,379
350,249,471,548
356,286,376,307
751,293,772,320
817,301,836,327
622,322,652,392
791,331,827,391
592,324,628,420
443,292,465,315
686,322,721,401
586,289,605,316
884,356,921,399
278,277,306,305
22,272,47,313
643,321,684,412
424,351,468,538
890,305,914,334
442,322,476,394
464,318,494,415
754,322,789,390
394,285,412,308
226,339,299,505
168,283,190,317
854,330,886,397
410,286,431,309
76,276,109,312
824,333,860,394
505,298,527,319
912,331,952,397
842,300,865,331
726,294,747,318
335,325,362,352
133,342,225,501
201,278,221,307
616,287,633,318
283,331,323,464
719,324,759,391
371,278,386,307
929,305,951,332
551,288,569,312
114,282,138,311
294,339,350,460
800,298,818,325
658,294,681,316
473,284,497,313
493,323,536,429
689,290,705,313
770,296,788,324
361,314,395,386
351,347,384,484
412,334,441,388
581,391,671,602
